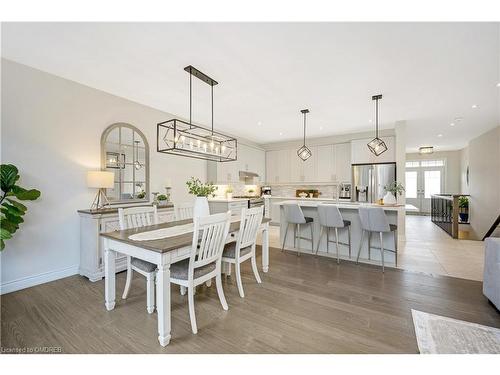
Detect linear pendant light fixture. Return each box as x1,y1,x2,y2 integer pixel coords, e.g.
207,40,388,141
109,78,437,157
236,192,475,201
157,65,237,162
367,94,388,156
297,109,312,161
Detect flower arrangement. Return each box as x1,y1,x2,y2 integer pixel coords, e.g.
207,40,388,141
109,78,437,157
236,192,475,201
186,177,217,197
384,182,405,196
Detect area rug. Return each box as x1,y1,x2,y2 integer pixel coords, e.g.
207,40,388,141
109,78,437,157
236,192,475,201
411,309,500,354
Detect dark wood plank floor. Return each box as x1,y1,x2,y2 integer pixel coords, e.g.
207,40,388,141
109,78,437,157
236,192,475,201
1,247,499,353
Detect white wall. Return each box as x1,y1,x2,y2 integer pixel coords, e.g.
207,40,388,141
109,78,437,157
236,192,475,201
465,126,500,239
0,59,207,292
405,150,462,194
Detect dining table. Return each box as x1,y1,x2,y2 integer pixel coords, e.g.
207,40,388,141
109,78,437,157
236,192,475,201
100,216,271,347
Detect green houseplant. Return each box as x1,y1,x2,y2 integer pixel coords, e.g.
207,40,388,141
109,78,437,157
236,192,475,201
0,164,41,250
458,196,469,222
186,177,217,218
383,182,405,204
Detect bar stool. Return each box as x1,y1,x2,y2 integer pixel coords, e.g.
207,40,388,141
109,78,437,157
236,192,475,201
356,206,398,272
281,203,314,256
315,204,351,264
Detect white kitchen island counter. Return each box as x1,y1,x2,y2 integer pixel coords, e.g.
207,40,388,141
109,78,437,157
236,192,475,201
276,200,414,267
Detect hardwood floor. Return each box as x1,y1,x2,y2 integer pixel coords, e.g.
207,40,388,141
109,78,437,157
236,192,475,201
1,247,499,353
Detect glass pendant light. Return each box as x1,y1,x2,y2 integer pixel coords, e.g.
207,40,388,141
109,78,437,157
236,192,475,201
297,109,312,161
367,94,388,156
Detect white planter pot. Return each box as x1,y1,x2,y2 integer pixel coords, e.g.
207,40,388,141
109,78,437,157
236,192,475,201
226,192,233,200
193,196,210,218
383,192,397,205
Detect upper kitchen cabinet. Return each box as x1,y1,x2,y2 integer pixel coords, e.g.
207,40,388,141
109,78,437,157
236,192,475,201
316,144,335,182
266,149,290,184
207,143,266,184
334,142,352,182
351,136,395,165
289,147,317,182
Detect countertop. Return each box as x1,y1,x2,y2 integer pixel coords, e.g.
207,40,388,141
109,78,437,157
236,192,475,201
275,199,418,212
208,198,251,203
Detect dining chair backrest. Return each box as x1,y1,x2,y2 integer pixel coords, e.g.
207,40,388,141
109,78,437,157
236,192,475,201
190,211,231,271
175,203,194,221
317,204,345,228
118,206,159,230
283,203,306,224
358,206,390,233
237,206,264,249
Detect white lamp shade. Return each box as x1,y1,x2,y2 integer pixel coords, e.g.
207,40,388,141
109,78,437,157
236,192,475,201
87,171,114,189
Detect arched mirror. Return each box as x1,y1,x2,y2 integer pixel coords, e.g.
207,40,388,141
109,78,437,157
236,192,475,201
101,123,150,204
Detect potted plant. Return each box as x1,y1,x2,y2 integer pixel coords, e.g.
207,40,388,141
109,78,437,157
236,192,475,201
226,185,234,200
157,194,169,207
0,164,41,250
383,182,405,205
458,196,469,222
186,177,217,218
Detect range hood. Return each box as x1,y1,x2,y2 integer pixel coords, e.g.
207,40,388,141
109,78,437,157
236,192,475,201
239,170,259,183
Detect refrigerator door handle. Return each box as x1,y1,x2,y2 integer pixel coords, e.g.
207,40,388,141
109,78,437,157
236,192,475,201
368,167,373,203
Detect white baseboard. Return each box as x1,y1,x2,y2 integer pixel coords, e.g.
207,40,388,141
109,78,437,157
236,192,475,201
0,265,79,295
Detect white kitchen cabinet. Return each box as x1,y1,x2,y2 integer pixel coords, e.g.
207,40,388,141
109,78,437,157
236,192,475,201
207,143,266,184
351,136,395,165
289,147,317,182
209,200,248,216
266,149,290,184
334,142,352,182
316,144,335,182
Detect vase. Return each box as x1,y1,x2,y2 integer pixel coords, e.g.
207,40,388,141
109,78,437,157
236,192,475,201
226,192,233,200
193,196,210,218
383,191,397,205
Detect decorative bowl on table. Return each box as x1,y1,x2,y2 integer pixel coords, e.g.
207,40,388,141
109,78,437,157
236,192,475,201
298,192,308,198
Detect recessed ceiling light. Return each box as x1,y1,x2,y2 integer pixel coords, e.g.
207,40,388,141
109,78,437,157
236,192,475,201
279,132,283,136
319,126,323,130
450,123,455,127
472,104,478,109
368,119,373,123
257,121,262,126
437,134,443,137
496,83,500,87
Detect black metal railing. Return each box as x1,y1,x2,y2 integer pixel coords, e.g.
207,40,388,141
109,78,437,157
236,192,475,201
431,194,469,239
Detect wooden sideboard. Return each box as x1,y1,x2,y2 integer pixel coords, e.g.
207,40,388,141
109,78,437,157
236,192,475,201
78,205,175,282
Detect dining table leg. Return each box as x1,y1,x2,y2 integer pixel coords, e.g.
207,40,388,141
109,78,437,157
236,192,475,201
104,239,116,311
156,259,172,347
262,222,269,273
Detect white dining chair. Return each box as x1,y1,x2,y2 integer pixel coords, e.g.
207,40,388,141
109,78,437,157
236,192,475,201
356,206,398,272
118,206,159,314
174,202,194,221
222,206,263,298
170,211,231,334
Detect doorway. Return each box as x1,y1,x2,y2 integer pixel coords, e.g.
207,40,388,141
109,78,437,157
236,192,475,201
405,160,445,214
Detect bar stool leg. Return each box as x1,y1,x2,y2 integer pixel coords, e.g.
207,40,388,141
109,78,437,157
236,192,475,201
356,230,365,263
310,224,314,254
368,232,372,260
297,223,301,257
316,226,324,255
281,223,289,252
379,232,385,273
326,227,330,253
293,224,297,249
394,230,398,267
334,227,340,264
347,225,352,259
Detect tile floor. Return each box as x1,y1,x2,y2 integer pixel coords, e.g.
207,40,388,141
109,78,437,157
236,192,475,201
258,215,485,281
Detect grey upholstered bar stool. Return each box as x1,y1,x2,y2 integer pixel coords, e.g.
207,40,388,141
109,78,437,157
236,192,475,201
281,203,314,256
356,206,397,272
315,204,351,264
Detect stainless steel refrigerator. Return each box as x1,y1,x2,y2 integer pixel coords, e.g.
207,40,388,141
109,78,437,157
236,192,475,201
352,163,396,203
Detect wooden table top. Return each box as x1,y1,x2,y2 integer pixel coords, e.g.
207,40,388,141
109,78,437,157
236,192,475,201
100,217,271,254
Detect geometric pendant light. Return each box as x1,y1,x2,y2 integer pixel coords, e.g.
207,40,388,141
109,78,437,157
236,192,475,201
367,94,388,156
297,109,312,161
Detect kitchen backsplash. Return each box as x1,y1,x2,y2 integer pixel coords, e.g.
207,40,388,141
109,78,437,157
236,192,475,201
213,183,260,197
270,184,339,199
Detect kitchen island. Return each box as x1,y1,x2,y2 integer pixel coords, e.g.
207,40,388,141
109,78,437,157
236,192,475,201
277,200,416,267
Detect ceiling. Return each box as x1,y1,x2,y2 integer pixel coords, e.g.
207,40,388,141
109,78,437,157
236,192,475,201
2,22,499,151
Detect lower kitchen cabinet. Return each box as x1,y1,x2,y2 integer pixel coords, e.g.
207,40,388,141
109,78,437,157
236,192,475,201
208,200,248,216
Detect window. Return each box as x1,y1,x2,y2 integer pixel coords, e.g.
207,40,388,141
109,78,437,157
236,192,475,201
421,160,444,167
405,161,419,168
424,170,441,198
405,171,418,198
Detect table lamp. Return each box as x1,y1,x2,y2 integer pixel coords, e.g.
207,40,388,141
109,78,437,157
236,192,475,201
87,171,114,210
